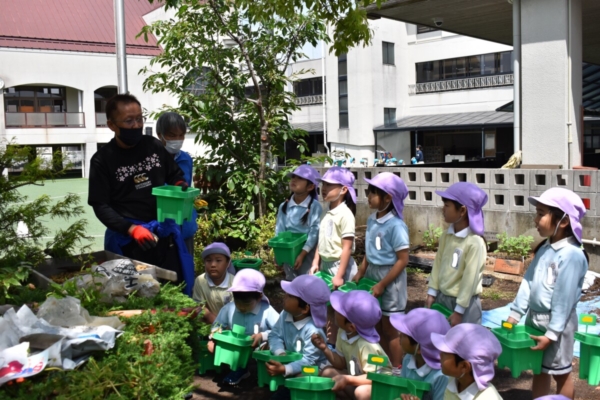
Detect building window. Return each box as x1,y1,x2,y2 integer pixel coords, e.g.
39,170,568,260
185,67,211,96
338,54,348,129
584,122,600,152
94,87,118,113
293,78,323,97
415,51,514,83
4,86,66,113
382,42,395,65
417,25,438,34
384,108,396,126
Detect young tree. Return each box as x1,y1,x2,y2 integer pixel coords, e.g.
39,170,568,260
141,0,328,237
0,143,89,300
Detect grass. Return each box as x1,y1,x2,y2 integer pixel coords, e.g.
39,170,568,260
481,287,514,301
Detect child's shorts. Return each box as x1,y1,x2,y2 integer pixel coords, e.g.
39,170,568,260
435,293,482,324
283,247,316,281
526,309,577,375
321,257,358,283
365,264,407,317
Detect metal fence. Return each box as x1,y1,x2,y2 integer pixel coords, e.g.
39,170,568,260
5,112,85,128
409,74,514,94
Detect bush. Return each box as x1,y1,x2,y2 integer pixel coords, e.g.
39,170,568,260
3,284,206,399
494,232,534,258
422,224,444,251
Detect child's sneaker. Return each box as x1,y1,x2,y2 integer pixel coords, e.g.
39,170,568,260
223,368,250,385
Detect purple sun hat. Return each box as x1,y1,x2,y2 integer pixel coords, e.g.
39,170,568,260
320,167,356,204
390,308,451,369
281,275,330,328
227,268,269,303
287,165,321,199
528,188,586,242
534,396,571,400
435,182,488,236
431,323,502,391
364,172,409,219
330,290,381,343
202,242,236,275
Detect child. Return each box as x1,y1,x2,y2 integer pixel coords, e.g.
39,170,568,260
311,166,358,286
311,290,391,399
192,242,236,323
353,172,409,372
266,275,330,395
275,164,323,280
431,323,503,400
507,188,588,399
210,268,280,385
391,308,451,400
311,166,358,344
426,182,488,326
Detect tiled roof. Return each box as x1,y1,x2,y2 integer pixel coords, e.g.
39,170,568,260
0,0,163,56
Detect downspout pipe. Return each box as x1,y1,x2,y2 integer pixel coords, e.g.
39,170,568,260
114,0,128,94
321,27,330,157
512,0,521,154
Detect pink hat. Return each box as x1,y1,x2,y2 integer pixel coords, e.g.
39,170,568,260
534,396,571,400
288,164,321,199
431,323,501,390
281,275,330,328
227,268,269,303
202,242,236,275
330,290,381,343
364,172,409,219
390,308,451,369
320,167,357,204
528,188,586,242
435,183,488,236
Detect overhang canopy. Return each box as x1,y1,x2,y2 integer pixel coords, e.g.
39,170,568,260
367,0,600,65
373,111,513,132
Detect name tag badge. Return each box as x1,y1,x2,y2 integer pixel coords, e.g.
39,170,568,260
547,263,557,285
376,235,382,250
451,248,463,269
326,219,334,237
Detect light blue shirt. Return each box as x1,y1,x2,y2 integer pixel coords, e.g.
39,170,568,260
510,236,588,340
268,311,328,376
212,300,280,342
365,211,410,266
400,354,447,400
275,195,322,253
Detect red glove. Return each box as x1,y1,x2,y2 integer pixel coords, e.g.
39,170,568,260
130,226,157,250
175,180,189,191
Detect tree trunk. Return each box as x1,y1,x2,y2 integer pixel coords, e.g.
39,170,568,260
258,124,270,218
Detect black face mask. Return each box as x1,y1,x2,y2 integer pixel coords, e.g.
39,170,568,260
118,127,143,147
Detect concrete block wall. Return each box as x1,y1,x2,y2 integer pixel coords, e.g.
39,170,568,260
314,166,600,272
315,167,600,219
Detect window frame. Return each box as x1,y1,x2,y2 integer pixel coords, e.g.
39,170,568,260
382,41,395,66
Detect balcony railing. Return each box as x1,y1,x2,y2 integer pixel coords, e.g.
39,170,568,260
295,94,323,106
408,74,514,94
96,112,108,127
5,112,85,128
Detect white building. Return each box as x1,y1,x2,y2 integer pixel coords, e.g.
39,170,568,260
0,0,201,178
289,19,518,166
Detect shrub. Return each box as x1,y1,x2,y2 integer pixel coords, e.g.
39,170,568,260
422,224,444,251
495,232,534,258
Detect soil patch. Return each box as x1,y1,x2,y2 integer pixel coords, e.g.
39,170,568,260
581,277,600,302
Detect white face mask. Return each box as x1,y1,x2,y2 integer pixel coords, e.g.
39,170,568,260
163,139,184,154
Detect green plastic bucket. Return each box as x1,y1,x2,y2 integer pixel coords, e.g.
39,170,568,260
492,323,545,378
431,303,452,319
253,350,303,391
213,324,253,371
338,278,382,306
368,373,431,399
575,331,600,385
314,271,334,291
268,232,307,265
152,185,200,225
197,339,221,375
232,258,263,271
286,366,335,400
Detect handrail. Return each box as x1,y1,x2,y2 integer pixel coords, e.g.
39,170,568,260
409,74,514,94
5,112,85,128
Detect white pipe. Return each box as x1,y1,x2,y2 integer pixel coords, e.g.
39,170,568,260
582,238,600,247
321,27,330,157
114,0,128,94
512,0,521,154
566,0,573,168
